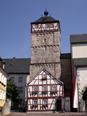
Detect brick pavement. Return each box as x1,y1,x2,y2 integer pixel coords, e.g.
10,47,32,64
6,112,86,116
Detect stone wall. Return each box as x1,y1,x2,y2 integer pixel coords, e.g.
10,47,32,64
30,29,61,81
2,99,11,116
30,63,61,81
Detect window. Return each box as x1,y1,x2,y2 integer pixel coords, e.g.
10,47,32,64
32,86,39,95
42,86,47,94
50,85,57,95
42,86,47,91
33,86,39,92
42,38,46,44
51,85,57,91
42,73,47,80
18,87,23,93
10,77,15,82
18,77,23,83
32,99,38,106
42,99,48,106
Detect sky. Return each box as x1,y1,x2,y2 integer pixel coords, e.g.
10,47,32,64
0,0,87,58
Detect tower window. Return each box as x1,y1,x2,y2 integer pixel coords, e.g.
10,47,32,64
18,77,23,83
42,38,46,44
42,74,47,80
44,38,46,43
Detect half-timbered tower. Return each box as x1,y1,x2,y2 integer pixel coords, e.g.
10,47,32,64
30,11,61,81
27,11,64,111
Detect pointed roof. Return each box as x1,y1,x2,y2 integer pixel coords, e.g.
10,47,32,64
27,69,63,86
31,10,59,24
4,58,30,74
70,34,87,44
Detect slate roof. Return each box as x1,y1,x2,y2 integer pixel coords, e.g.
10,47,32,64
70,34,87,44
61,53,71,59
3,53,71,75
31,11,59,24
4,58,30,74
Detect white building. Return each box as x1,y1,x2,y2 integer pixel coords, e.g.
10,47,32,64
71,34,87,111
0,58,7,108
27,69,64,111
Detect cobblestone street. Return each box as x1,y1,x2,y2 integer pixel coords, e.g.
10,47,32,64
7,112,86,116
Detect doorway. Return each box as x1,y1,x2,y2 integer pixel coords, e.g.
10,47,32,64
55,98,61,111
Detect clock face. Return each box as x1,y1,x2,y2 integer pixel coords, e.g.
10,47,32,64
31,23,58,32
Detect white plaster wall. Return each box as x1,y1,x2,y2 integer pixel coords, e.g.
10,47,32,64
28,98,55,110
28,70,63,111
72,44,87,58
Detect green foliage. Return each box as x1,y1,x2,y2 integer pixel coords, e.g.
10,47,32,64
82,87,87,101
6,79,20,108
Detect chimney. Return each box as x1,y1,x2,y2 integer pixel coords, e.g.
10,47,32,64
0,57,5,69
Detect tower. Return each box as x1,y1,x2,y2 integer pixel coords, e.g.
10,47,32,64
30,11,61,81
27,11,64,111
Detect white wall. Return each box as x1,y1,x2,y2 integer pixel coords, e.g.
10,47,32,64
72,44,87,58
28,70,63,111
77,67,87,111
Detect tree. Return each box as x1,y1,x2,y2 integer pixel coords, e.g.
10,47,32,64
82,87,87,115
6,79,20,109
82,87,87,101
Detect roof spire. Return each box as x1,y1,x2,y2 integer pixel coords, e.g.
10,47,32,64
44,10,48,16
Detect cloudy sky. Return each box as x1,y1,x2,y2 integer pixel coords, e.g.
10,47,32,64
0,0,87,58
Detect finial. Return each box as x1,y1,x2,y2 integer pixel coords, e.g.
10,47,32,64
44,10,48,16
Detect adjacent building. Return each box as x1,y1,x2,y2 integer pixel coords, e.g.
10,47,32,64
71,34,87,111
0,58,7,108
4,58,30,110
